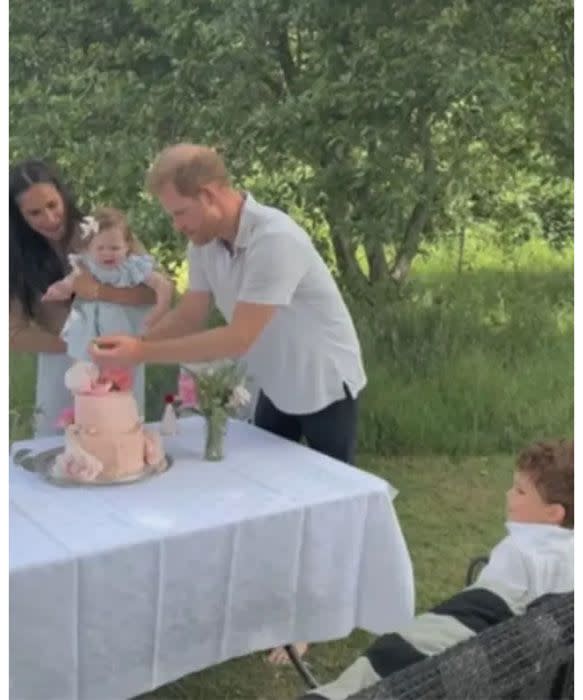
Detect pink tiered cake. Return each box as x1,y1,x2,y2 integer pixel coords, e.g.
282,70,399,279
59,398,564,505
52,362,167,483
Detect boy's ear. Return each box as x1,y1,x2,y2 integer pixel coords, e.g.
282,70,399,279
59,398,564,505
547,503,566,526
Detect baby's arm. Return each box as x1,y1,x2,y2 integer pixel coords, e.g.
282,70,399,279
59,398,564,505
143,270,175,329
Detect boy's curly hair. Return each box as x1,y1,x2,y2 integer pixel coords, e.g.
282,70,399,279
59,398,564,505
517,440,574,528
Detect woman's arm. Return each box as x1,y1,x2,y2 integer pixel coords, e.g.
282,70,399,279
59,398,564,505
142,271,175,330
145,271,174,309
9,301,67,353
71,267,157,305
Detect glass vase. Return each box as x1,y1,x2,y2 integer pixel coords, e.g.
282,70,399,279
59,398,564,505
204,409,228,461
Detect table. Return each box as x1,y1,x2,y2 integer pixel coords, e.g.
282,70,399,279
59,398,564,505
10,417,414,700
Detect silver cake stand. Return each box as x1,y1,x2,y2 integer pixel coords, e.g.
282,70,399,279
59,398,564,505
12,446,172,487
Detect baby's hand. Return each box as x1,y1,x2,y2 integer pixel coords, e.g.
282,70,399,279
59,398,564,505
42,280,74,302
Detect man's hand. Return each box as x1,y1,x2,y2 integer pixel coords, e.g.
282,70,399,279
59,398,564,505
90,335,145,366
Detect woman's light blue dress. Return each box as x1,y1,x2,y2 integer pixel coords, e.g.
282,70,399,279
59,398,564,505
34,352,74,437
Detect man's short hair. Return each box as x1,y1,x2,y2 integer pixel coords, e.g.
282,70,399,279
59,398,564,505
146,143,229,197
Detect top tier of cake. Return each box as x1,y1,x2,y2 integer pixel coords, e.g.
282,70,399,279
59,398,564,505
75,392,140,434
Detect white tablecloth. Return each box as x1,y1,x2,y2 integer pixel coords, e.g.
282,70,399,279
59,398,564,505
10,417,414,700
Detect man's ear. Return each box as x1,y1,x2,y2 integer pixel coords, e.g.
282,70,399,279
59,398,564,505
199,184,222,214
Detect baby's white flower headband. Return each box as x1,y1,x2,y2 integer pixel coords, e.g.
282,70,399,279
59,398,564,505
79,216,100,240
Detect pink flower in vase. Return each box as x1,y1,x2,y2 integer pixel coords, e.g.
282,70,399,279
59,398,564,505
55,406,75,429
177,372,198,409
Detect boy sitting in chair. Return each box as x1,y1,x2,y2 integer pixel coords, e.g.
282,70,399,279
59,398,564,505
303,439,574,700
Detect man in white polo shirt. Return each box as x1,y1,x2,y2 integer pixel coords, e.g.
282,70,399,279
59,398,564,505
92,143,367,663
92,144,366,465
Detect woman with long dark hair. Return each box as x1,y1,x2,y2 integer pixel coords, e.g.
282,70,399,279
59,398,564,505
9,159,154,435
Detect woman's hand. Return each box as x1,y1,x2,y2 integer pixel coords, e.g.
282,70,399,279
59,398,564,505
51,336,68,354
71,267,101,301
42,279,74,302
90,335,145,367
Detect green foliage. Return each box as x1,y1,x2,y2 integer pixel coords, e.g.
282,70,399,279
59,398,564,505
9,0,573,454
10,0,573,282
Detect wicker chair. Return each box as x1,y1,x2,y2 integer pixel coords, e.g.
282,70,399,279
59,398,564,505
339,592,574,700
297,558,573,699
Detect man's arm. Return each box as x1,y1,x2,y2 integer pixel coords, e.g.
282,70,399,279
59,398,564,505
141,301,276,362
91,301,277,365
91,233,308,366
144,290,211,341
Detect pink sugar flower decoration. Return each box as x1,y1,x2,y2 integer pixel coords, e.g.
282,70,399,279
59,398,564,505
64,455,102,482
177,372,198,409
52,450,103,482
55,406,75,429
100,366,133,391
90,380,113,396
144,431,164,466
65,362,100,395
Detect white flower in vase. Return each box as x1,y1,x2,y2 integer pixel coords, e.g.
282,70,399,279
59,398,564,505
228,385,252,409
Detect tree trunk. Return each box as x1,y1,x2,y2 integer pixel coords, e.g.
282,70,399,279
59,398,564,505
323,196,366,283
390,201,432,284
367,240,389,284
390,117,437,285
329,227,363,282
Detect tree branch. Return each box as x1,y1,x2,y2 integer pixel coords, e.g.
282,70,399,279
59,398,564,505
260,72,285,99
275,27,297,91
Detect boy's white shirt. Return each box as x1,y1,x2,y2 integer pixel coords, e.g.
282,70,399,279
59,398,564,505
475,522,573,613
